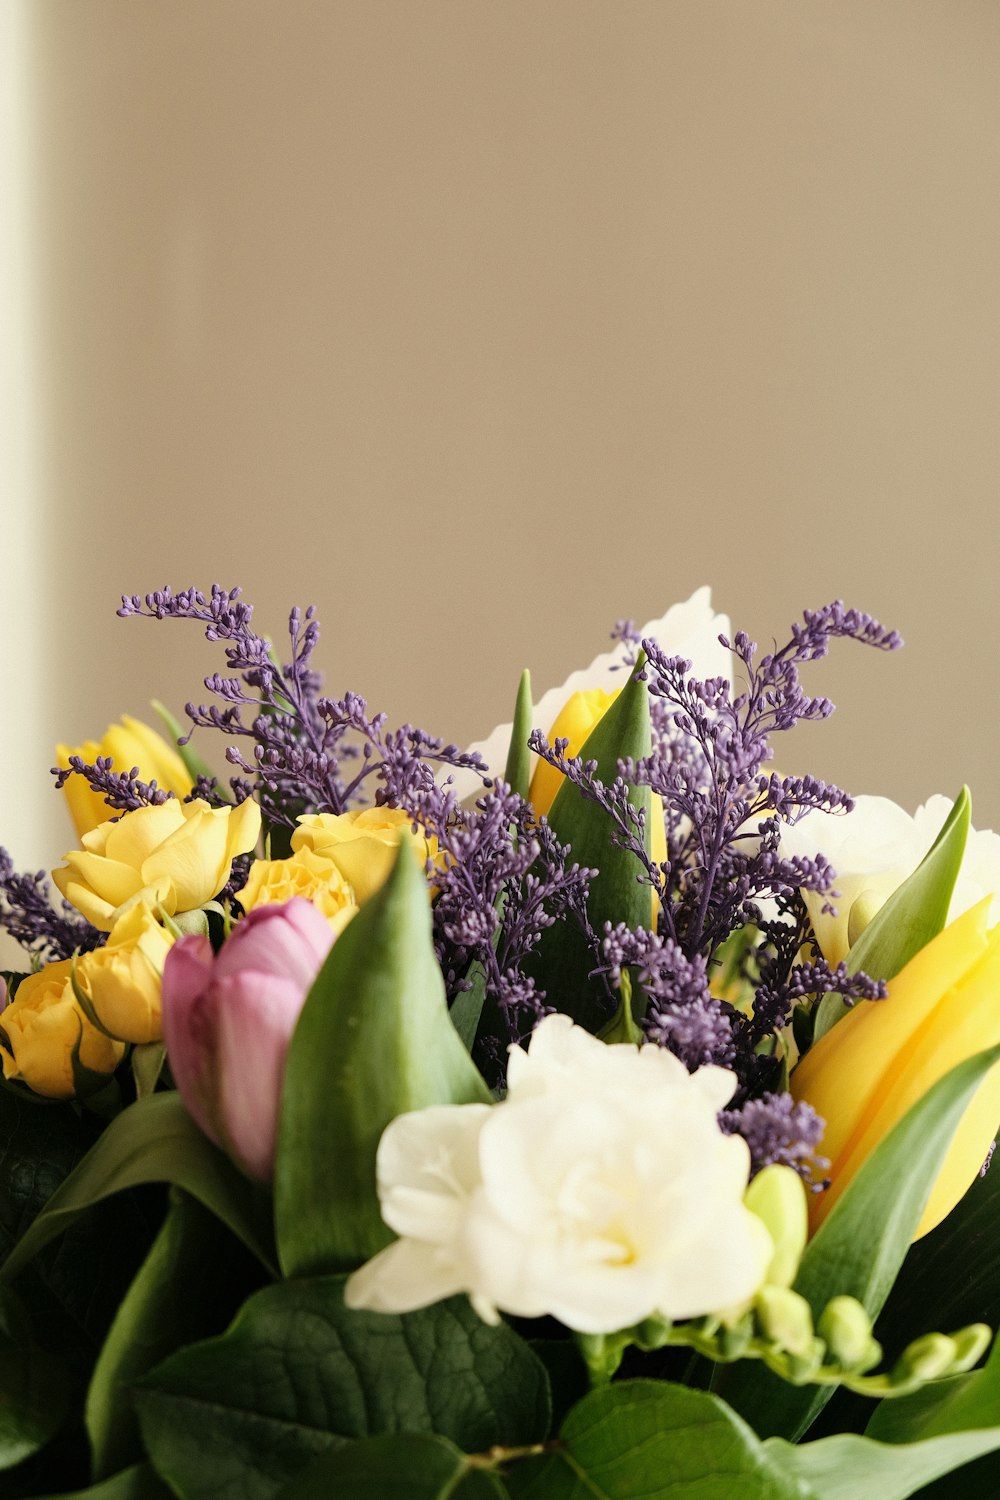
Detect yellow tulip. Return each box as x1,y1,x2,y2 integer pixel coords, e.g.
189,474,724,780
528,687,668,870
235,847,359,934
291,808,437,905
74,901,175,1043
52,796,262,931
56,716,194,840
0,960,125,1098
791,898,1000,1240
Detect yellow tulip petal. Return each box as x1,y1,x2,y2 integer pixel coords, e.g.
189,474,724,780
528,687,619,819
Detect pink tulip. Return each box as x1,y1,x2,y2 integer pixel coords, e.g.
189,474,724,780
161,898,334,1181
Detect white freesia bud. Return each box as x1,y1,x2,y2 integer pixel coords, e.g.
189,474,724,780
779,794,1000,967
344,1015,773,1336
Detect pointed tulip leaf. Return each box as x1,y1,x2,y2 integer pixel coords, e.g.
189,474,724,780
135,1275,549,1500
504,1380,802,1499
275,839,491,1278
764,1427,1000,1500
716,1042,1000,1440
814,789,971,1040
0,1092,277,1285
503,669,534,801
85,1189,264,1481
527,658,652,1032
34,1462,172,1499
875,1124,1000,1367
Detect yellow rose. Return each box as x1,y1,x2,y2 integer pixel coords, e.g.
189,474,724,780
528,687,668,869
52,796,262,931
291,808,436,905
0,960,125,1098
56,715,195,840
74,902,175,1043
235,847,359,934
791,898,1000,1241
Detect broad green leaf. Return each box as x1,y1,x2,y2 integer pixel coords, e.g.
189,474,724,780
504,1379,801,1499
0,1284,76,1471
276,1434,509,1498
36,1463,172,1499
527,658,652,1033
86,1189,265,1480
150,700,215,785
814,789,970,1039
764,1429,1000,1500
503,669,534,801
0,1091,276,1286
135,1275,550,1500
717,1042,1000,1441
0,1087,160,1360
275,840,490,1277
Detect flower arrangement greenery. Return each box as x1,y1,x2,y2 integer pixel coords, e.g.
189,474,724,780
2,584,1000,1499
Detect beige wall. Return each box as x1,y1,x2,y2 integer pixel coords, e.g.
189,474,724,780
4,0,1000,880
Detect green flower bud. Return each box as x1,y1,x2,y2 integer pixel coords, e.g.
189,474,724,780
892,1332,958,1384
756,1285,816,1357
948,1324,993,1373
817,1296,881,1372
744,1164,808,1287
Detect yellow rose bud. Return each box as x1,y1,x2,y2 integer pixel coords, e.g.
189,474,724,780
74,902,174,1043
528,687,668,869
791,897,1000,1241
235,847,359,935
0,960,125,1098
56,715,194,840
291,808,436,905
51,796,262,931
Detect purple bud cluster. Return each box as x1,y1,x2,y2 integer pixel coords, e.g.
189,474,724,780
0,849,103,964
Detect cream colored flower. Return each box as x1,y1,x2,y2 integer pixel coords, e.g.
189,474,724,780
345,1015,772,1334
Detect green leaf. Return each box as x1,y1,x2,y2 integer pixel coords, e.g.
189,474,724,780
135,1275,550,1500
814,789,970,1040
449,959,489,1054
150,700,215,786
85,1188,265,1480
875,1124,1000,1367
526,658,652,1033
0,1087,160,1362
504,1379,802,1499
503,669,534,801
0,1091,277,1286
0,1284,76,1471
35,1462,172,1499
35,1464,172,1500
716,1042,1000,1441
275,1434,509,1499
274,840,490,1277
764,1429,1000,1500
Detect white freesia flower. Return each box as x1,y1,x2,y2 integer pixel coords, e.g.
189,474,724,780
344,1015,773,1335
449,586,731,801
780,794,1000,966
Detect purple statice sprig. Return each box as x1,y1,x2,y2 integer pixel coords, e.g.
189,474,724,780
600,923,734,1070
118,586,490,828
51,754,171,820
405,777,594,1039
0,848,103,963
720,1091,830,1186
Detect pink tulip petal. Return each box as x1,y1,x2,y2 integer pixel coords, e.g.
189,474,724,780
212,970,304,1180
215,899,332,989
161,935,222,1147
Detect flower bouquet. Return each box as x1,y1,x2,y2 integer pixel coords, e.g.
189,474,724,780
2,584,1000,1499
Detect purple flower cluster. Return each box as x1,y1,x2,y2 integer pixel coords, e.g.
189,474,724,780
0,849,103,964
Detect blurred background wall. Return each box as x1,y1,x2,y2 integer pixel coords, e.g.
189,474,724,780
3,0,1000,887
